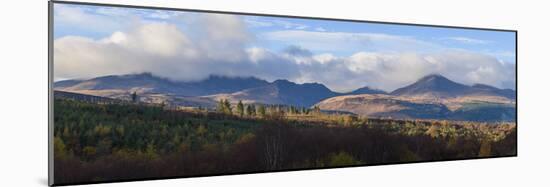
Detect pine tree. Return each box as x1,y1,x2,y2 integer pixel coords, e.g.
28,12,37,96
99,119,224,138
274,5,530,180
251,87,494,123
223,99,232,115
258,104,266,117
250,105,256,116
245,105,253,116
312,106,321,114
217,99,225,113
237,100,244,117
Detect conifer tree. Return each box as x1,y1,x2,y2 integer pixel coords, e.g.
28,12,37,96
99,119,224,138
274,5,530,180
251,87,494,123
223,99,232,115
237,100,244,117
258,104,266,117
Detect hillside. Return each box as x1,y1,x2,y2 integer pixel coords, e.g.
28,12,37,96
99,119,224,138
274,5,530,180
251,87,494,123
206,79,339,107
55,73,269,96
316,74,516,122
55,73,338,108
347,86,387,95
391,74,515,99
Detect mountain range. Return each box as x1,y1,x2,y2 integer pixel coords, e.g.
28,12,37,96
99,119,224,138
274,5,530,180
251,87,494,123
54,73,270,97
206,79,339,107
54,73,516,122
54,73,338,107
316,74,515,122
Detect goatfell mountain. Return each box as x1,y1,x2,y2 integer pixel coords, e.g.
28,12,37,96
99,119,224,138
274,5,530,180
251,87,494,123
391,74,471,98
390,74,515,99
316,74,515,122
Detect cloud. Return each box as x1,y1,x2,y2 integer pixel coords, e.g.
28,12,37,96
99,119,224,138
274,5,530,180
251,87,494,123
105,23,197,57
262,30,441,54
94,6,133,17
270,50,513,92
54,4,191,38
272,20,309,30
244,18,275,27
55,14,300,83
194,14,255,61
55,8,515,93
146,10,184,20
443,37,492,44
243,17,310,30
282,45,313,57
54,4,139,37
315,27,327,32
54,26,198,81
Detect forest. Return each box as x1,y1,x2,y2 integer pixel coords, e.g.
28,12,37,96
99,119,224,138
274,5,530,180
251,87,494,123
53,98,516,185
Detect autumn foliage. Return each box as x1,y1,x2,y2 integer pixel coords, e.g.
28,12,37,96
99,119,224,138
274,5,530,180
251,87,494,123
53,99,516,185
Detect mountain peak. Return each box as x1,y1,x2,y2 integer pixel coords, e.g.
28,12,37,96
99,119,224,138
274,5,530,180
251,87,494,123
391,74,469,97
90,72,158,82
131,72,154,77
272,80,330,91
348,86,386,95
273,79,294,85
423,73,444,78
122,72,160,80
417,74,452,83
206,75,258,81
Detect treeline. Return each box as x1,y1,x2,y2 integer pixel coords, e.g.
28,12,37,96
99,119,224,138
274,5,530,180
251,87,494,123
215,99,321,117
53,99,516,185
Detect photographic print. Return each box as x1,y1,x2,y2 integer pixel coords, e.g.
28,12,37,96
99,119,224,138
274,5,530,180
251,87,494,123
50,1,517,185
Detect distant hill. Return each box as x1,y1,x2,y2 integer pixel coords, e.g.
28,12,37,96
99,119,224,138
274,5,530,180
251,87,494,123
316,74,516,122
53,79,83,88
54,73,269,97
315,94,451,120
390,74,515,99
391,74,471,98
471,84,516,100
188,75,270,95
347,86,386,95
206,79,339,107
448,101,516,122
54,73,337,107
54,90,124,103
55,73,194,96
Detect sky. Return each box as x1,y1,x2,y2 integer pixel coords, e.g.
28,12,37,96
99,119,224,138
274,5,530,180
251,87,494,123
53,3,516,92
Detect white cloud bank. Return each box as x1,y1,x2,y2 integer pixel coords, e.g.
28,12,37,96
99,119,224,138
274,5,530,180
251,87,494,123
54,12,515,92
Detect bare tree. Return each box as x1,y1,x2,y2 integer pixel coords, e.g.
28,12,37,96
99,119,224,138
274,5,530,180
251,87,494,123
257,122,290,170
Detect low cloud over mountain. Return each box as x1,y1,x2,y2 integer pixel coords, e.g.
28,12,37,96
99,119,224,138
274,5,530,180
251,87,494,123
54,5,516,92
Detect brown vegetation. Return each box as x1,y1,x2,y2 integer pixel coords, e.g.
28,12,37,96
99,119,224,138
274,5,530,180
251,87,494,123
53,99,516,185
